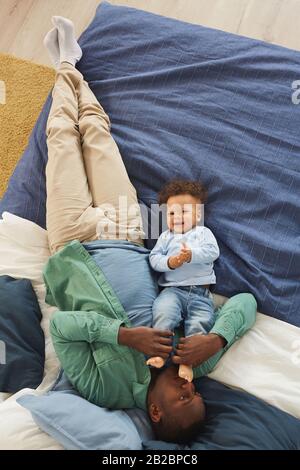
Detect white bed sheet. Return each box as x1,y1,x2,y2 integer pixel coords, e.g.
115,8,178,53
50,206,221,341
209,295,300,418
0,212,299,449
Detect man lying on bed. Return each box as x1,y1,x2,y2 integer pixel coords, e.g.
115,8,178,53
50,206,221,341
43,17,257,445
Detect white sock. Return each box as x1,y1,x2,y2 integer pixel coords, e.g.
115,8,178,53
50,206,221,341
51,16,82,67
43,28,60,69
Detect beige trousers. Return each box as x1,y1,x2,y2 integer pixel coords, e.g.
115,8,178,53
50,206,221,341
46,62,144,254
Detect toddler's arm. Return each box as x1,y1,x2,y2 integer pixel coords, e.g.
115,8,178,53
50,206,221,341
149,235,173,272
189,228,219,264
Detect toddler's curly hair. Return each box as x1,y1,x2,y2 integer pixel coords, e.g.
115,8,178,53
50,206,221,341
158,179,207,205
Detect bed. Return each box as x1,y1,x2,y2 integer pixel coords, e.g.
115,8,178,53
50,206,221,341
0,2,300,450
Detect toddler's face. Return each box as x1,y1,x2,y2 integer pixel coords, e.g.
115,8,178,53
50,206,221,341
166,194,202,234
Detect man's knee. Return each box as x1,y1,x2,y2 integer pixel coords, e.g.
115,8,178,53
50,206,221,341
46,115,77,138
78,112,111,135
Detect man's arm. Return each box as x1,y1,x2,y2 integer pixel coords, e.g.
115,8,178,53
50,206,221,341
50,310,124,347
186,228,220,264
173,293,257,377
50,310,173,359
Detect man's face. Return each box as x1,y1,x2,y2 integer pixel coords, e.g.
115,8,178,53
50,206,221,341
154,365,205,428
166,194,201,234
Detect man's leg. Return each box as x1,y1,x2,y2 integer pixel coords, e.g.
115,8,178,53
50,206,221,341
46,63,101,254
45,14,144,253
77,76,144,244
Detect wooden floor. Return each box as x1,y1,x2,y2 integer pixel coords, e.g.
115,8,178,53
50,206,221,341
1,0,300,67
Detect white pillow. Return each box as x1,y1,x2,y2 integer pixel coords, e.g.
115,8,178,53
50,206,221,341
0,212,60,395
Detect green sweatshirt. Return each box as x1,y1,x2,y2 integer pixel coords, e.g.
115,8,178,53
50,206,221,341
44,239,257,411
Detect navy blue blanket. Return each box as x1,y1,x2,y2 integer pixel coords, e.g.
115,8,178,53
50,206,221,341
144,377,300,450
1,2,300,325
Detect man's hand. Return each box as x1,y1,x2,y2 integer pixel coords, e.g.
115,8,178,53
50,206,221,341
172,333,226,368
118,326,173,358
168,243,192,269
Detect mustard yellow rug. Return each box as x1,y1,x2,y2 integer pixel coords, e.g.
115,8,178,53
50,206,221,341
0,53,55,198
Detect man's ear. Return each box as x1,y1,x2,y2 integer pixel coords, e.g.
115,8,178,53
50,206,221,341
148,403,163,423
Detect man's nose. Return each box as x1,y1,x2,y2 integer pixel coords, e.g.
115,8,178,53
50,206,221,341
181,381,190,388
181,381,193,393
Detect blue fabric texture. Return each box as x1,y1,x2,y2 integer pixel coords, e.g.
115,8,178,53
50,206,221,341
18,373,300,450
144,377,300,450
1,1,300,325
82,240,158,327
0,276,45,392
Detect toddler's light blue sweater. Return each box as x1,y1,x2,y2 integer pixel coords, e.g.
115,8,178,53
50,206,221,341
149,226,219,286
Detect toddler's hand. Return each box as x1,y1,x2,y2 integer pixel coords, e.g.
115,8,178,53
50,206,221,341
180,242,192,263
168,254,185,269
168,243,192,269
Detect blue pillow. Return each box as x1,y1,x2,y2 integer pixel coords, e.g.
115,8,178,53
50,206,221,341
1,2,300,326
18,370,148,450
18,372,300,450
0,275,45,392
54,371,155,444
18,391,143,450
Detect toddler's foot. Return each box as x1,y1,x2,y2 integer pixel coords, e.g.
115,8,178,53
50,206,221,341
179,364,193,382
52,16,82,66
146,357,165,368
43,28,60,69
